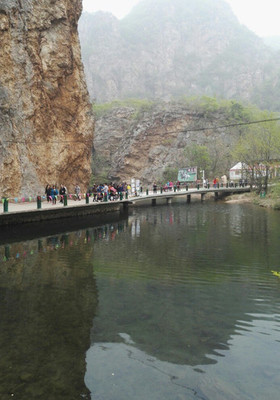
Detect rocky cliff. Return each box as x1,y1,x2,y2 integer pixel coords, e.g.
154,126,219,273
0,0,94,197
79,0,280,111
93,100,246,185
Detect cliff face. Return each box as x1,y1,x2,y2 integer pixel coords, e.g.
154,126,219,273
79,0,280,111
93,101,243,185
0,0,94,197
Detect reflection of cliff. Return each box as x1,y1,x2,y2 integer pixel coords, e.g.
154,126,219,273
0,233,98,400
90,202,279,366
91,277,250,366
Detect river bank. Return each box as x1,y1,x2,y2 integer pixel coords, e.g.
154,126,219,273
225,187,280,210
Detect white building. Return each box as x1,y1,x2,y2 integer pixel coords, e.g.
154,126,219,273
229,162,247,181
229,162,276,181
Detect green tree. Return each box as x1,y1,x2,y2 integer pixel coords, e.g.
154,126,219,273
208,138,232,179
232,111,280,192
162,166,178,183
184,144,211,179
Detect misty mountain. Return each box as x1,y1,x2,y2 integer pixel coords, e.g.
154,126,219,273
263,36,280,51
79,0,280,111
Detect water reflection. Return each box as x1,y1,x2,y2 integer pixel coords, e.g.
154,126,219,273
0,223,129,264
85,340,208,400
0,202,280,399
86,202,280,399
90,275,270,366
0,232,99,400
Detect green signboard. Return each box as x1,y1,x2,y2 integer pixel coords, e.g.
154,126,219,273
178,167,197,182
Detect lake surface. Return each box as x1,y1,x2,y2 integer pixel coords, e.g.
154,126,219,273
0,201,280,399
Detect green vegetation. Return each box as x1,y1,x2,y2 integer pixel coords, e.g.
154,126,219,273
184,144,211,179
94,95,258,125
162,166,178,183
251,183,280,210
271,182,280,198
93,99,154,119
178,96,255,122
232,110,280,192
92,96,280,189
269,183,280,210
91,153,111,184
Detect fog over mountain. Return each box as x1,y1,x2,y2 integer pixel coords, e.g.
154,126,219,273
79,0,280,111
263,36,280,51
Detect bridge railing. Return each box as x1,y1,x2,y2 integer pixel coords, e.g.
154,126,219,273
1,182,250,213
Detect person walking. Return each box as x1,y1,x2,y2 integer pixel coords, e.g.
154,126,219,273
59,184,66,203
153,182,157,193
45,184,51,202
75,184,81,200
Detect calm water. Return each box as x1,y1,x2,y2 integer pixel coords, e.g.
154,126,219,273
0,201,280,399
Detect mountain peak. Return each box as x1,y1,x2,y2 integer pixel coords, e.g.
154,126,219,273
79,0,280,110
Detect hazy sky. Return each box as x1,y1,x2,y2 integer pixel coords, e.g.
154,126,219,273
82,0,280,37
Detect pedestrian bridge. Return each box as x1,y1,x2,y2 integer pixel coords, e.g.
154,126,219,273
0,185,251,227
128,185,251,206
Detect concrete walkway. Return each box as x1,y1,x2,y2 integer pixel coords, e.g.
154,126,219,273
0,198,95,214
1,185,250,215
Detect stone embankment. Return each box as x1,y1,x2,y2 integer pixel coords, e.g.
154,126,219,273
0,199,121,227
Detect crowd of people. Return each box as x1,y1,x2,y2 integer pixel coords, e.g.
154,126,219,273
45,184,67,204
88,182,131,202
45,182,132,204
45,176,245,205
